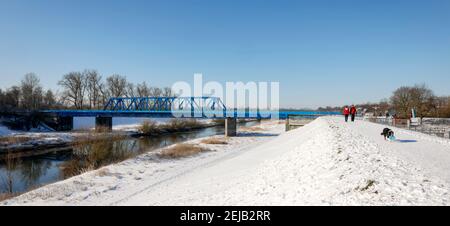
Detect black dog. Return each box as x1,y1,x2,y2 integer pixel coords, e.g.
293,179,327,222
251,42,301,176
381,128,394,140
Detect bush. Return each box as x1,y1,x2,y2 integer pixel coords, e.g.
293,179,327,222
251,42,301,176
138,119,207,135
139,120,160,134
166,119,203,131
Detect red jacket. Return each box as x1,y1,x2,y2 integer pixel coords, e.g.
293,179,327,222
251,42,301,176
350,106,357,115
343,107,350,115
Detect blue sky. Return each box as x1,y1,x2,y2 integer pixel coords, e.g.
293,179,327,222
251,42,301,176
1,0,449,108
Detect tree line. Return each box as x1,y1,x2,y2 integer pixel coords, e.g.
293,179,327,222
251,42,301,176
2,73,450,118
0,70,173,111
390,84,450,118
318,84,450,119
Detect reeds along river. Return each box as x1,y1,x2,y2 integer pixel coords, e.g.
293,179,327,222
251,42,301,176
0,120,258,195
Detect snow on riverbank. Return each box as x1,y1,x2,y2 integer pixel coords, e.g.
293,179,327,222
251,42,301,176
3,117,450,205
0,125,14,136
73,117,214,132
0,118,216,151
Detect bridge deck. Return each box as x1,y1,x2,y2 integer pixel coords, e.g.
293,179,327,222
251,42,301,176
39,110,340,119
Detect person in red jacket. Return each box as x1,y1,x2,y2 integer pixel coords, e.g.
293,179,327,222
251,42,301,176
343,106,350,122
350,105,357,122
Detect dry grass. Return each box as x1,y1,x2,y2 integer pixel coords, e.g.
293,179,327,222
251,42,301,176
201,137,228,145
359,179,377,191
166,119,204,131
0,192,21,202
158,144,211,159
138,120,160,134
0,136,32,146
138,119,205,135
95,125,112,133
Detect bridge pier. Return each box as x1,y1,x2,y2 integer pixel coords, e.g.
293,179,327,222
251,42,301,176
95,116,112,132
225,118,237,137
57,116,73,131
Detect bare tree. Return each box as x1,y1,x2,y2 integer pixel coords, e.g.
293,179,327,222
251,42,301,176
58,72,87,109
5,86,21,109
161,87,173,97
98,82,109,108
391,86,413,118
43,89,57,109
437,96,450,118
0,89,4,108
33,86,43,110
106,74,127,97
390,84,436,118
150,87,162,97
85,70,103,109
20,73,43,110
410,84,437,118
126,82,135,97
136,82,150,97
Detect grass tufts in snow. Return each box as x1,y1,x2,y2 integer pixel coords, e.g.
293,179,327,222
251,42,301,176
158,144,211,159
359,179,377,191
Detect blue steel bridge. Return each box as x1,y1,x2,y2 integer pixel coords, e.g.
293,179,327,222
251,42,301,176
40,97,340,136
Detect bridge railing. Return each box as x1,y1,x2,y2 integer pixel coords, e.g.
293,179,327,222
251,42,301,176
104,97,226,111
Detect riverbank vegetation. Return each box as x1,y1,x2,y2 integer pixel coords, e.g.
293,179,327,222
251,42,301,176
317,84,450,119
60,138,136,178
158,144,212,159
138,119,209,136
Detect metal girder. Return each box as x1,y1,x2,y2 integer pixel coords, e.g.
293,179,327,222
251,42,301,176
39,97,341,119
103,97,227,113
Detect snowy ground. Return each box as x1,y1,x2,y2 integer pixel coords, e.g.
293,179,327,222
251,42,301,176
0,125,14,136
3,117,450,206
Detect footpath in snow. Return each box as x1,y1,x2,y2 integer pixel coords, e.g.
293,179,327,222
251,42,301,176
3,117,450,206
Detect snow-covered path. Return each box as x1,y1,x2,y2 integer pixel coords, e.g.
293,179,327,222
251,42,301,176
345,120,450,185
118,117,450,205
3,117,450,206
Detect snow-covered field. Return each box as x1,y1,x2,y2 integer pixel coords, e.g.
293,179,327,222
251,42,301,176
3,117,450,206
